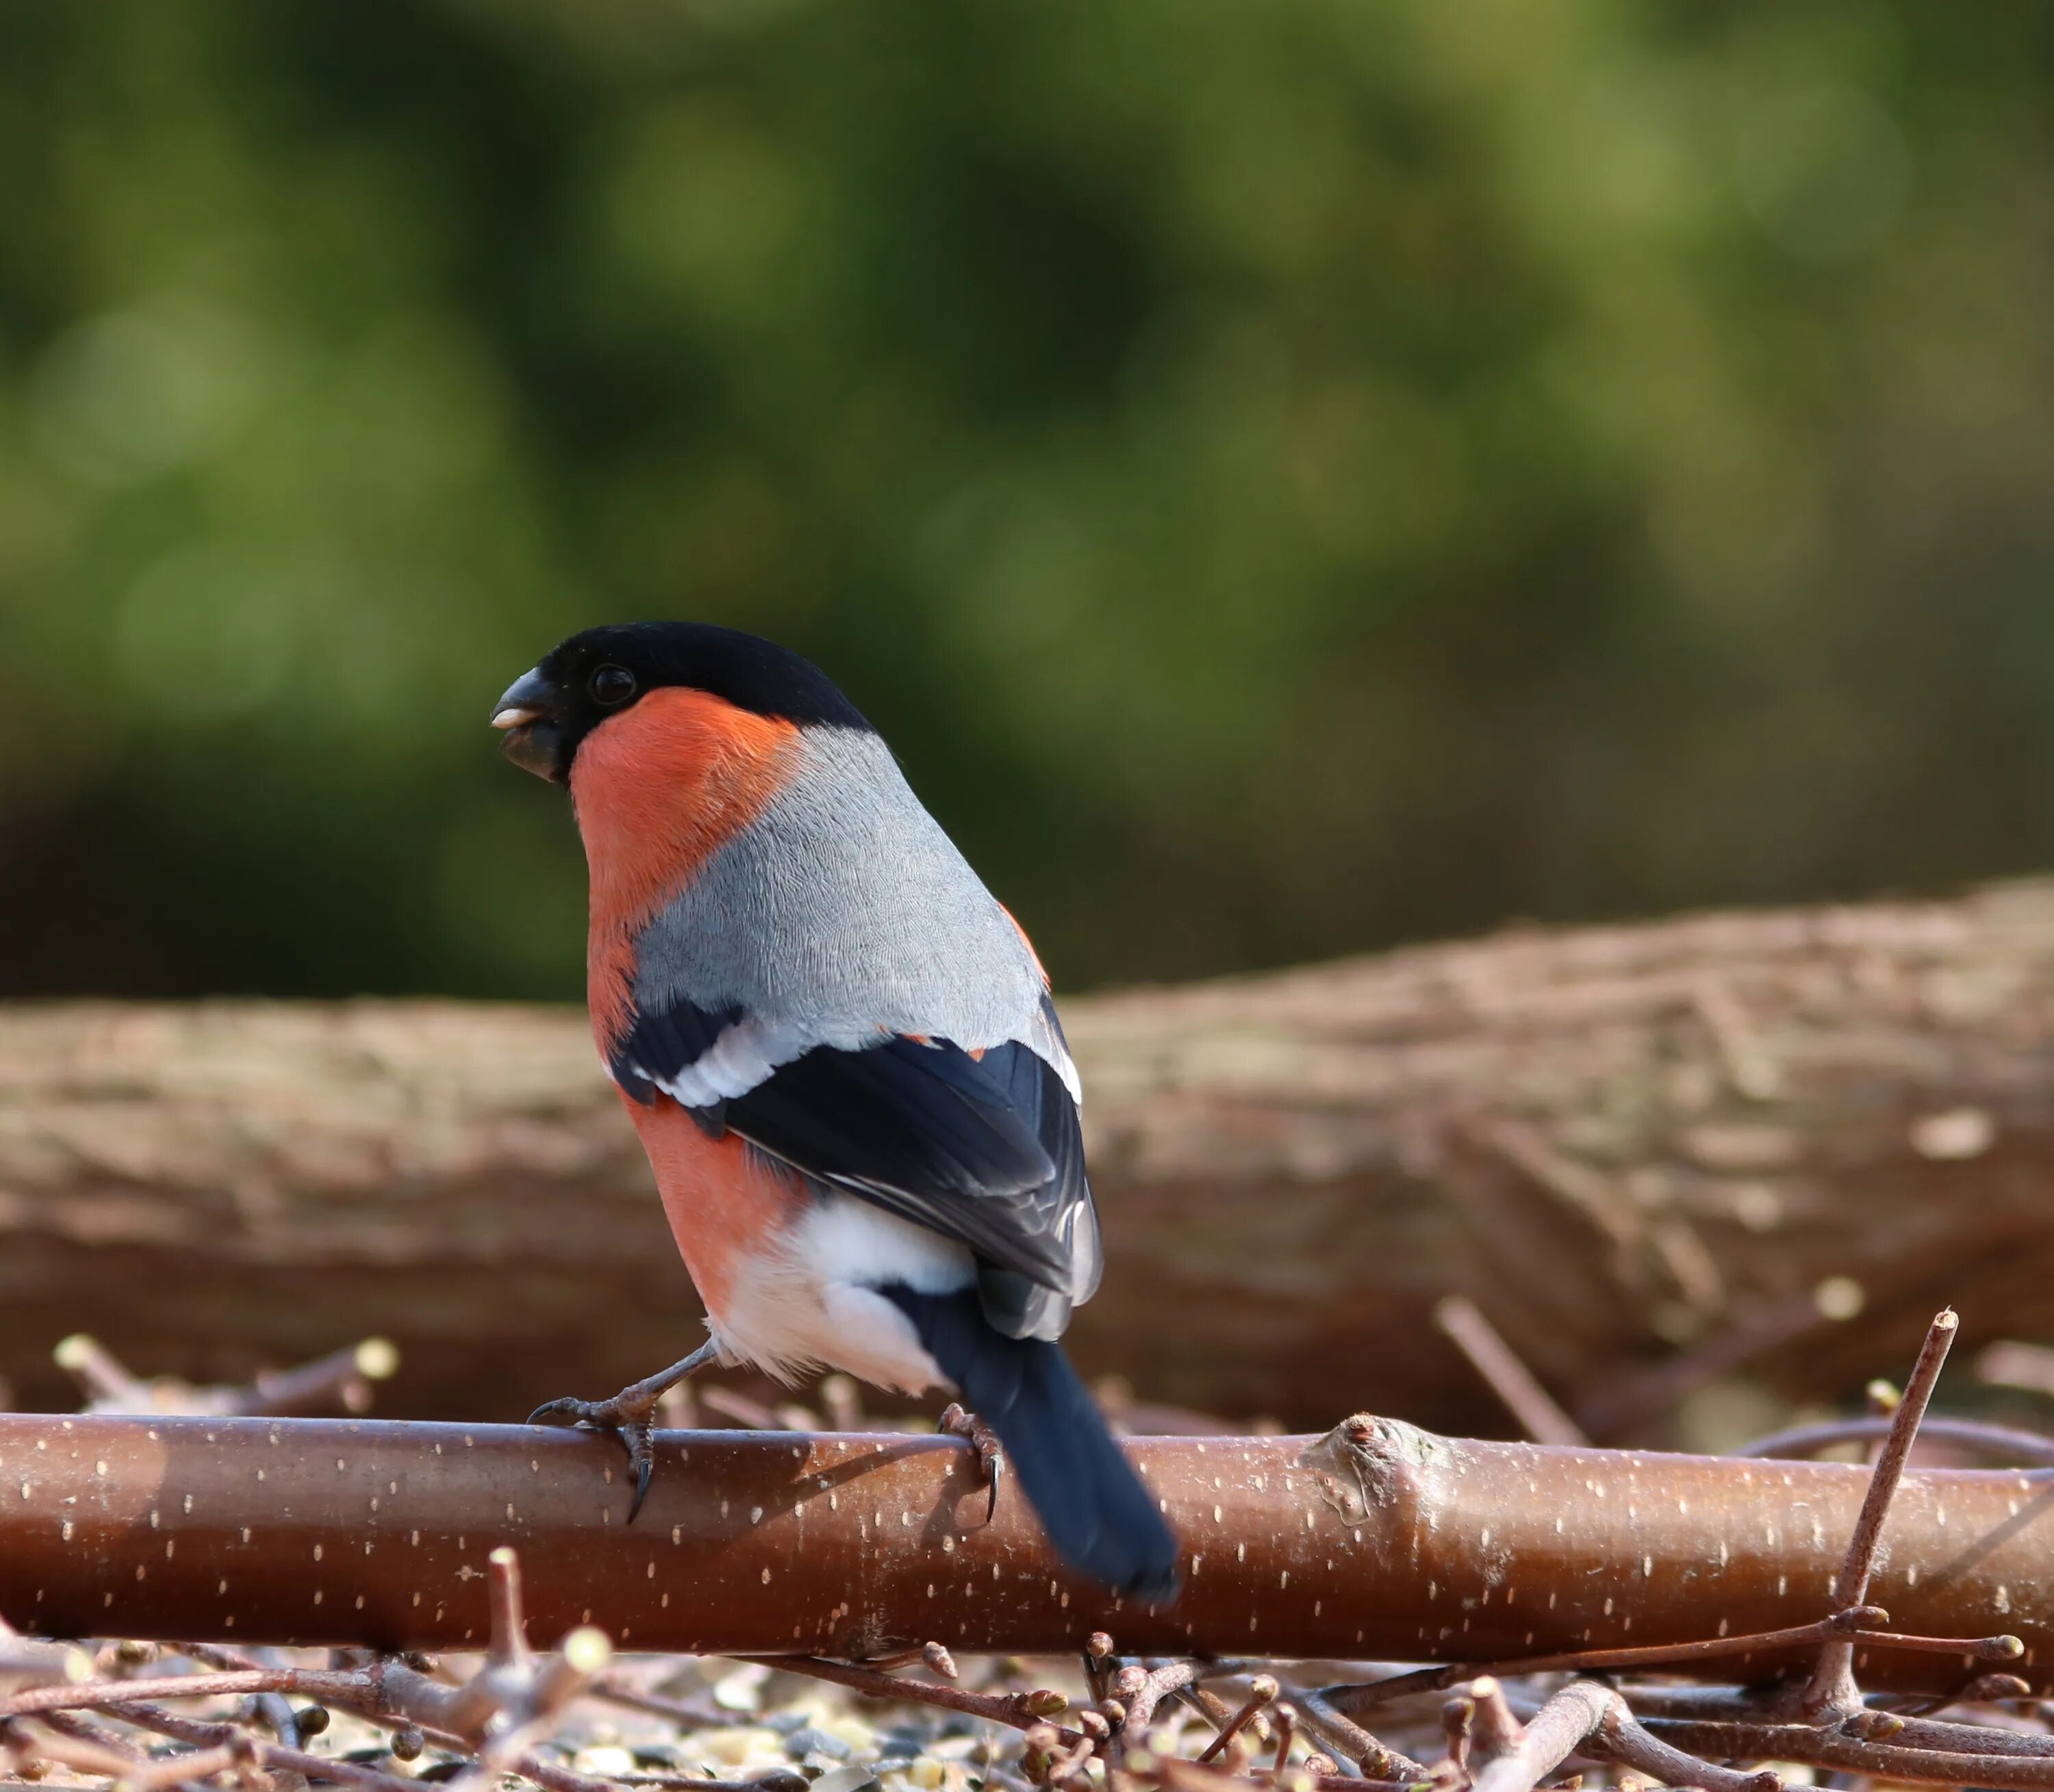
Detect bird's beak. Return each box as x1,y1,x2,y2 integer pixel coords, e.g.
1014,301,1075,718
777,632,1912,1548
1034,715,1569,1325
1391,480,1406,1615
492,667,550,731
491,668,566,781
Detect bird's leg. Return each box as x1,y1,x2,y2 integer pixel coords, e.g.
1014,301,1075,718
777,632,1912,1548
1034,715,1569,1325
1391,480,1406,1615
939,1401,1004,1522
527,1338,721,1521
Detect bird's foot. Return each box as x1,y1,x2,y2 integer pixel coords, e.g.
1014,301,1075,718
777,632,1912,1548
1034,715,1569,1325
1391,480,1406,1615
939,1402,1004,1522
527,1340,719,1522
529,1389,661,1517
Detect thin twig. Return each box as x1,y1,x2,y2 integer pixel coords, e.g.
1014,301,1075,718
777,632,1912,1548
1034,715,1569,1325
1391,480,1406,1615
1292,1687,1432,1781
0,1637,92,1690
1855,1629,2024,1661
1197,1677,1277,1765
1465,1678,1520,1767
1738,1413,2054,1465
1326,1608,1892,1710
1469,1681,1615,1792
1880,1673,2035,1716
3,1668,354,1721
1118,1663,1202,1743
1640,1717,2054,1790
1434,1298,1588,1447
1802,1308,1957,1718
1580,1283,1862,1439
736,1656,1079,1744
49,1702,422,1792
486,1545,530,1668
1582,1698,1779,1792
587,1674,727,1730
1268,1701,1296,1777
1858,1711,2054,1760
8,1719,167,1782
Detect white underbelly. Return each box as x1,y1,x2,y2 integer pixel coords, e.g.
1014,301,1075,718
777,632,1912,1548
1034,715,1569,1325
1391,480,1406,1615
709,1192,975,1394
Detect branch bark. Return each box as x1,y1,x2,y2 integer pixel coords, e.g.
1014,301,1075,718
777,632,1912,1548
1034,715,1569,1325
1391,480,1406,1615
0,1411,2048,1694
12,882,2054,1430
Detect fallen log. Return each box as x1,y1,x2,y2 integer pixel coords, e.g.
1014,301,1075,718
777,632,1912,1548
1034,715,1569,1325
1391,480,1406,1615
1,1410,2048,1693
12,881,2054,1430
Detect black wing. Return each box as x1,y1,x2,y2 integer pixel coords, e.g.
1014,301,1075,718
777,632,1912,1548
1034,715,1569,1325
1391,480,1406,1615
613,991,1095,1315
729,1035,1085,1290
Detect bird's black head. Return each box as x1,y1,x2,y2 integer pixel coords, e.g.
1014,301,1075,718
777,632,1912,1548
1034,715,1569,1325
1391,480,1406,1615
490,622,872,783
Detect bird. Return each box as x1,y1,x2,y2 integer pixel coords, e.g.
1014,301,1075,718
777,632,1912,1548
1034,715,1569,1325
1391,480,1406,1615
490,620,1180,1598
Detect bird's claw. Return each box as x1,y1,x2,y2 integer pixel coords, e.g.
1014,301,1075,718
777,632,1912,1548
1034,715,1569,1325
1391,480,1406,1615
527,1393,659,1522
524,1342,717,1524
939,1402,1004,1522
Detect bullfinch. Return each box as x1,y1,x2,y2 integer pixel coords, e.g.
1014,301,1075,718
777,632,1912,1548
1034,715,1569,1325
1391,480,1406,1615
492,621,1180,1598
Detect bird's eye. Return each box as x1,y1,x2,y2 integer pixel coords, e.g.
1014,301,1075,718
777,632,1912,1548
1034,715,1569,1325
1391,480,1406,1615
589,665,637,706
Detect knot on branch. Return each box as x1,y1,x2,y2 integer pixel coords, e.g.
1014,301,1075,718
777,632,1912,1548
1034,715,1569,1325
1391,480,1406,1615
1299,1413,1442,1522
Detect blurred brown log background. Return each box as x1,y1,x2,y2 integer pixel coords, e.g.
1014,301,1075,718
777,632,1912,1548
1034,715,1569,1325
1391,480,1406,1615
8,880,2054,1434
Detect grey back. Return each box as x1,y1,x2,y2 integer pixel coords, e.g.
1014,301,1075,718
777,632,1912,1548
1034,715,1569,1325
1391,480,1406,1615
629,726,1048,1058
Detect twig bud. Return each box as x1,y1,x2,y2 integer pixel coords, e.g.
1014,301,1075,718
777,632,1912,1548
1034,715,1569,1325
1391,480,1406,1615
1271,1700,1297,1775
1021,1725,1061,1786
1440,1694,1473,1770
485,1545,529,1667
1466,1675,1523,1761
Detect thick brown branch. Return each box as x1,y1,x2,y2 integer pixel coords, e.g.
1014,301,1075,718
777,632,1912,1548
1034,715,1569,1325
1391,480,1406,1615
2,1412,2051,1694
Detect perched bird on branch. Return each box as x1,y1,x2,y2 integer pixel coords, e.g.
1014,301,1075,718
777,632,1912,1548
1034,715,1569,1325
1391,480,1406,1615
491,622,1179,1597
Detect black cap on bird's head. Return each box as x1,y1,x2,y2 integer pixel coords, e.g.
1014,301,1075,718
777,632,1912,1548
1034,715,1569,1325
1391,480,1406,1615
490,622,871,782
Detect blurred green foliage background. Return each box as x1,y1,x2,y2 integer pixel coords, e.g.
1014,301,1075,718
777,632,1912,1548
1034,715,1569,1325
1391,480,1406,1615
3,1,2052,1000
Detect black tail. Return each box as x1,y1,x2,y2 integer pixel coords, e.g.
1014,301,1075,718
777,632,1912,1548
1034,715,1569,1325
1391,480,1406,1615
888,1287,1181,1599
